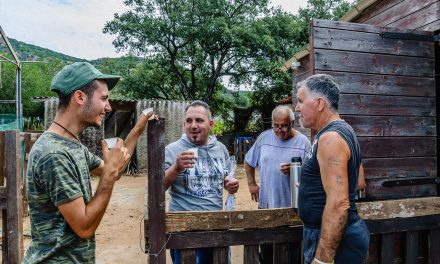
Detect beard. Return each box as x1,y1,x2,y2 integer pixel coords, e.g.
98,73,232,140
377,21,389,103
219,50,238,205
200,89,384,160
81,100,102,128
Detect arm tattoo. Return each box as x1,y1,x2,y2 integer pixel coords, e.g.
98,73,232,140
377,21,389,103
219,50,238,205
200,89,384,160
327,156,341,166
336,175,343,185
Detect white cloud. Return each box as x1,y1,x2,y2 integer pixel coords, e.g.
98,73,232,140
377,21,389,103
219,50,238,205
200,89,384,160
269,0,308,14
0,0,128,60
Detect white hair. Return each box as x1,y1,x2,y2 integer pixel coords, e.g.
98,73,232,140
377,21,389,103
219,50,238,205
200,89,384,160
271,105,295,124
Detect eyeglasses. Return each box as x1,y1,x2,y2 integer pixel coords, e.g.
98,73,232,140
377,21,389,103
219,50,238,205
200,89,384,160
272,123,292,132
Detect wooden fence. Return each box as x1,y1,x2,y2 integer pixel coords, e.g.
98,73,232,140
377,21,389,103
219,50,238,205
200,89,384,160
0,131,24,263
145,120,440,263
233,137,255,164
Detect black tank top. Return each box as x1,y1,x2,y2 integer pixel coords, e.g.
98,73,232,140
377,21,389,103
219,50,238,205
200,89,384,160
298,120,361,228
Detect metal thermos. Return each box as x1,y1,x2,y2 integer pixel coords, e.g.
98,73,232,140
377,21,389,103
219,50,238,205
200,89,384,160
290,157,302,208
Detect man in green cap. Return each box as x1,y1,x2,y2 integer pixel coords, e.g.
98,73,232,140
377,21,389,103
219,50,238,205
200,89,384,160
23,62,156,263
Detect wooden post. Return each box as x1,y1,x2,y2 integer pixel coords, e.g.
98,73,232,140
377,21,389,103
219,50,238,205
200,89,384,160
273,243,289,264
381,233,394,264
146,119,166,264
243,245,259,264
212,247,228,264
23,133,32,217
405,231,419,264
5,130,23,263
428,229,440,263
180,249,196,264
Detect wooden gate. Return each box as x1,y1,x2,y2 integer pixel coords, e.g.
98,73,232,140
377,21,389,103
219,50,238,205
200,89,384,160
145,120,440,263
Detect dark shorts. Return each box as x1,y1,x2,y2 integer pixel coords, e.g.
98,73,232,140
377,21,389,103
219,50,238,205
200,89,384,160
303,219,370,264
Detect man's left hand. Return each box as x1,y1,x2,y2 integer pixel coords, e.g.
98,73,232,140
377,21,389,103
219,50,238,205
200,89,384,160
224,177,239,194
280,162,290,174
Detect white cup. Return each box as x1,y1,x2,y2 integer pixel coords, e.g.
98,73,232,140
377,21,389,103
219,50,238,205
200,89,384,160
142,107,155,120
187,148,198,176
104,137,118,149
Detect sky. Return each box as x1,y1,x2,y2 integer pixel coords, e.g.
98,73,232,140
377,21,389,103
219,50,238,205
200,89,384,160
0,0,308,60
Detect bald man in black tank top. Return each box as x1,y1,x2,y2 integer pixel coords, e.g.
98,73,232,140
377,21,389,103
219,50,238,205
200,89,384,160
295,74,369,264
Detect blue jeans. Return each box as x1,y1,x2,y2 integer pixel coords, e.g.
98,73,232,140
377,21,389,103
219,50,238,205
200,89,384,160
303,219,370,264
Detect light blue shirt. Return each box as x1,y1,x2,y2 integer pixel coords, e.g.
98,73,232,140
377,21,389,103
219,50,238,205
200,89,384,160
245,129,310,208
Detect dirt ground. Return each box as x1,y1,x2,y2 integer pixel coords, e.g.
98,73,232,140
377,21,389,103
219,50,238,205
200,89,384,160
22,164,259,264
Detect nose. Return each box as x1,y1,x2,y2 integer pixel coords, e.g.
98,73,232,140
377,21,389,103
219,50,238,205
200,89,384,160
105,101,112,112
294,102,300,112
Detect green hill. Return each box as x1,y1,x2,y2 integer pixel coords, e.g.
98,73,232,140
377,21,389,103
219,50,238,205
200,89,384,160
0,38,84,62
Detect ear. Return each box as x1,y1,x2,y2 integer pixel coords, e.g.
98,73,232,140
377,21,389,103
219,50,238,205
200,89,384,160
317,97,325,112
72,90,87,106
209,119,215,129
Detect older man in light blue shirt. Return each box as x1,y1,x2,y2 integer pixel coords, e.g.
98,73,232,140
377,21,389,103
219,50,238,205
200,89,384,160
245,105,310,264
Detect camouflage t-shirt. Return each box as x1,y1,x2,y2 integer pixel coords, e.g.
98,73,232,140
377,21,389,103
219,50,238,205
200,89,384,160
23,132,102,264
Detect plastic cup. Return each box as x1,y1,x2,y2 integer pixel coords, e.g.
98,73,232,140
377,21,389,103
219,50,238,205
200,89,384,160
142,107,155,120
104,137,118,149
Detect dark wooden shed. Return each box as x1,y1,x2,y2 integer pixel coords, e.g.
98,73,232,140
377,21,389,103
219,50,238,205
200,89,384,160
283,0,440,262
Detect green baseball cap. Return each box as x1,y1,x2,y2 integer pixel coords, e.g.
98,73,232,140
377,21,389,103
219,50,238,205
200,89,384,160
50,62,121,96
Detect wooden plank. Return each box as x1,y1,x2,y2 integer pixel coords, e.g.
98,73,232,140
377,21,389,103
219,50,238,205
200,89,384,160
314,49,435,77
180,249,196,264
166,226,304,248
381,233,395,264
2,209,7,264
0,132,4,186
23,133,32,217
146,119,166,264
315,71,435,97
154,197,440,235
342,115,436,137
0,186,7,209
355,0,404,24
164,208,300,233
428,229,440,262
5,131,23,263
417,19,440,32
362,0,438,27
362,157,437,179
365,215,440,235
358,197,440,221
388,2,440,29
212,247,228,264
243,245,259,264
338,94,436,116
358,137,436,158
312,27,434,57
273,243,289,264
405,231,419,264
312,19,433,35
365,180,437,200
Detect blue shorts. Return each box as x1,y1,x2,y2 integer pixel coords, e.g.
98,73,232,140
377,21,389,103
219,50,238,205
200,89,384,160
303,219,370,264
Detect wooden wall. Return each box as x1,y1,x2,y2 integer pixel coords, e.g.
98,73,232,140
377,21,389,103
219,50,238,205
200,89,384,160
305,19,437,200
354,0,440,32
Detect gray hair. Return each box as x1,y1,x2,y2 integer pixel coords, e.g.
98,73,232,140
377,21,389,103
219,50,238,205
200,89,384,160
185,100,212,120
297,74,340,111
271,105,295,123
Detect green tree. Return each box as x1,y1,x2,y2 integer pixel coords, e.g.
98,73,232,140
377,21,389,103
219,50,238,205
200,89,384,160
104,0,269,103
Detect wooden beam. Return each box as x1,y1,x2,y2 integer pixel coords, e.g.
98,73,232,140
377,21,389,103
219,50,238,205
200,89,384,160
166,226,304,249
146,119,166,264
165,208,300,233
381,233,394,264
146,197,440,234
365,214,440,234
0,186,7,209
180,249,196,264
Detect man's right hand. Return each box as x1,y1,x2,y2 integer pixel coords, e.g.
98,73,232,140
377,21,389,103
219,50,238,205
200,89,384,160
102,138,131,181
248,182,260,202
173,151,197,173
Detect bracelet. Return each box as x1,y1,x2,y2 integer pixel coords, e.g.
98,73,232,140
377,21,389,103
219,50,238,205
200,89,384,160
313,257,333,264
